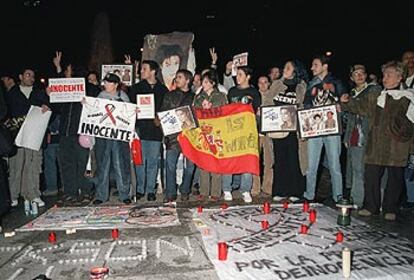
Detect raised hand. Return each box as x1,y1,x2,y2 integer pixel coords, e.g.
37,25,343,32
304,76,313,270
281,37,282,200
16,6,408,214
209,47,218,65
124,54,132,64
53,51,62,72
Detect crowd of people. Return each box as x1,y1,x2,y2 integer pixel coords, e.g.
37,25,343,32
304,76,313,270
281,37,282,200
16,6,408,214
1,48,414,234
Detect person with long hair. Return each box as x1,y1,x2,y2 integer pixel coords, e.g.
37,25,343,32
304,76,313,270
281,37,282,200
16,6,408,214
263,60,308,202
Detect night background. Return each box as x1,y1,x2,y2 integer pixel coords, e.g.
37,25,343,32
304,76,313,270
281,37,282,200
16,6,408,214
1,0,414,83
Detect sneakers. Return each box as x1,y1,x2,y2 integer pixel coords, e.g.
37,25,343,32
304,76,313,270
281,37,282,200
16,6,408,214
289,196,300,202
11,200,18,207
272,196,286,202
32,197,45,207
242,192,252,203
358,209,372,217
384,213,396,221
223,191,233,201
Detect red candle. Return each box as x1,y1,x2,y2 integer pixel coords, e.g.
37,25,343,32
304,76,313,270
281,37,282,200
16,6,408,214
300,224,308,234
263,202,271,214
309,209,317,224
261,220,269,229
221,203,228,210
218,242,228,261
303,201,310,212
283,201,289,209
197,205,203,213
336,231,344,242
111,228,119,240
48,232,56,243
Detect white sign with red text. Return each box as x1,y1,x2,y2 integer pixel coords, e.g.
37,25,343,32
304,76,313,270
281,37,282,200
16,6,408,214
49,78,86,103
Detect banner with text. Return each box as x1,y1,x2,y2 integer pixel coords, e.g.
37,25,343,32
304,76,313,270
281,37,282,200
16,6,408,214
178,103,259,175
193,204,414,280
49,78,86,103
78,97,136,142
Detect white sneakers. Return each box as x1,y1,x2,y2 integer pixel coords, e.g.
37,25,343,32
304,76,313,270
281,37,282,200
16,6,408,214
223,191,233,201
272,196,286,202
223,191,252,203
289,196,300,202
32,197,45,207
11,200,18,207
242,192,252,203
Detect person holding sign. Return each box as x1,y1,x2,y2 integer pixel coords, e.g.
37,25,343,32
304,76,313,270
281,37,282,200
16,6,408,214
50,51,100,205
263,60,308,203
92,73,132,205
223,66,261,203
6,68,50,208
193,70,228,200
302,54,346,204
128,60,168,202
160,69,195,202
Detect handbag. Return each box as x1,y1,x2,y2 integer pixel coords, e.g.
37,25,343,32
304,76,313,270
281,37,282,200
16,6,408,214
130,133,143,165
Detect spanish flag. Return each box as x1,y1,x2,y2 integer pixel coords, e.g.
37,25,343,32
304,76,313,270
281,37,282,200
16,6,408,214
178,103,259,175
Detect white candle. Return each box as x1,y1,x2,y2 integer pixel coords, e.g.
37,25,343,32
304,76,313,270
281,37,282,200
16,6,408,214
342,247,351,278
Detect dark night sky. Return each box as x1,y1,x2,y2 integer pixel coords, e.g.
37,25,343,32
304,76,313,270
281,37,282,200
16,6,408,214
1,0,414,82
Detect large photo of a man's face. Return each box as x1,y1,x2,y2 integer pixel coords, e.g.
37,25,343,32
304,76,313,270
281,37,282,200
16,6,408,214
141,32,195,90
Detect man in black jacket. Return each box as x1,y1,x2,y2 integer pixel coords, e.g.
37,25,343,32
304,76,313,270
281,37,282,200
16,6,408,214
51,52,101,204
160,69,195,202
128,60,168,201
6,68,50,208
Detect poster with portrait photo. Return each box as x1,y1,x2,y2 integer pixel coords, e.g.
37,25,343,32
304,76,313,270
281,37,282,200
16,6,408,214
157,105,197,136
101,64,134,86
297,104,340,138
141,32,195,90
260,105,297,133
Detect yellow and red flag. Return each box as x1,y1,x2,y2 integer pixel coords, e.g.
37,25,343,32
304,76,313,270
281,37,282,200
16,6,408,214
178,103,259,175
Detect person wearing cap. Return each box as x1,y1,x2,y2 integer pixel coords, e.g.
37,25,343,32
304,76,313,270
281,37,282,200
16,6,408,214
340,61,414,221
92,73,132,205
343,64,381,209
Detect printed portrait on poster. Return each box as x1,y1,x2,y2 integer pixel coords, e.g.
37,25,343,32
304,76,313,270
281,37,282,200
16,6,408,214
101,64,134,86
142,32,195,90
297,104,340,138
260,105,297,133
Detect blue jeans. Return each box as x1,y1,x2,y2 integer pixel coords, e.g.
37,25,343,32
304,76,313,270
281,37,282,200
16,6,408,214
43,143,59,192
165,149,194,199
134,140,161,195
304,135,343,202
222,174,252,192
95,139,131,201
346,146,365,207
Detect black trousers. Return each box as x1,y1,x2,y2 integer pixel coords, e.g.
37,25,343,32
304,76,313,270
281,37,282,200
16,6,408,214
364,164,404,214
59,135,92,197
